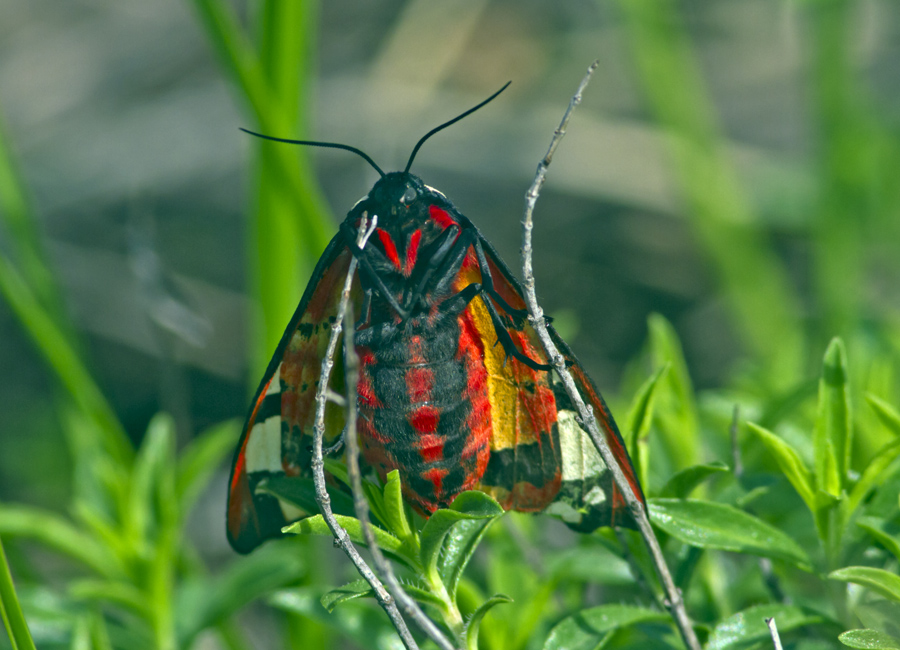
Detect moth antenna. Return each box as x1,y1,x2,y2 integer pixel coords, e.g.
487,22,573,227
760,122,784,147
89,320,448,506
239,128,386,178
404,81,512,174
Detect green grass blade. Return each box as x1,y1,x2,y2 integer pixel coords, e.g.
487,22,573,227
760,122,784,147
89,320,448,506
0,110,74,335
0,254,131,464
614,0,803,389
0,537,37,650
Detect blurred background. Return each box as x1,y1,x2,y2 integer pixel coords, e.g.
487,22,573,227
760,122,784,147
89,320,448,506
1,0,899,647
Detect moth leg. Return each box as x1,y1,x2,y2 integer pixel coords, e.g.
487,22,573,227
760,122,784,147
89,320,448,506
406,224,463,309
435,275,554,372
479,292,554,371
472,236,529,326
339,221,409,319
355,288,374,330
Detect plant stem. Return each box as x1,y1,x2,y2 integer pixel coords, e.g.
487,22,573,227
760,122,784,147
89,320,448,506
519,61,701,650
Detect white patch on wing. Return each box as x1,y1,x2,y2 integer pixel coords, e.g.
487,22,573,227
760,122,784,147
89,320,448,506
557,409,607,482
265,364,282,396
246,416,282,473
278,501,307,523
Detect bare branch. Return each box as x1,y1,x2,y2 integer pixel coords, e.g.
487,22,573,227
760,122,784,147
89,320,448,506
766,617,784,650
519,60,702,650
342,304,461,650
309,215,419,650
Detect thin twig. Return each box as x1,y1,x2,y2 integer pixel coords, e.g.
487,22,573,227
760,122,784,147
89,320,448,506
519,60,702,650
730,404,743,479
309,216,418,650
342,305,461,650
766,617,784,650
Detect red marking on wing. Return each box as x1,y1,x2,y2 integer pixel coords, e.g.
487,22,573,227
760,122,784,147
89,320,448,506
480,240,645,523
377,228,401,270
405,229,422,275
227,243,356,553
456,301,493,483
429,205,457,228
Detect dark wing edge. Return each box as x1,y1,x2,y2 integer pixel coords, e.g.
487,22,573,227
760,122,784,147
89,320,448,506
227,233,350,554
475,231,646,528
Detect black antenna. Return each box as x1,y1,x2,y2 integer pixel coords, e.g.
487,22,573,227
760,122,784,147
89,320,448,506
404,81,512,174
239,128,386,178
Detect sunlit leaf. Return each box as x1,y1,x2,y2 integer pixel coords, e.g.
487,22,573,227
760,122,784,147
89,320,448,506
543,604,669,650
649,499,812,569
830,567,900,603
706,604,821,649
839,628,900,649
465,594,512,650
419,491,503,584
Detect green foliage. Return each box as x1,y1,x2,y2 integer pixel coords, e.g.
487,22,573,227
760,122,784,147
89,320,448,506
2,0,900,647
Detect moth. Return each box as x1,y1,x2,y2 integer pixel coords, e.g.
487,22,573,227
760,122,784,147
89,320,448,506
227,85,645,553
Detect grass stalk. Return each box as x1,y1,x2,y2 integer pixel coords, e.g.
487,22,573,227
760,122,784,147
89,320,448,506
0,537,37,650
614,0,804,389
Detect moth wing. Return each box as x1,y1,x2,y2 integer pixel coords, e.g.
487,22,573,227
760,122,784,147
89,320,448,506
227,236,357,553
472,234,645,530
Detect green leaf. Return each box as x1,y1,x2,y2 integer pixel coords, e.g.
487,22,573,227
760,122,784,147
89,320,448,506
830,567,900,602
624,363,668,487
857,518,900,564
319,577,446,614
658,462,729,498
69,580,150,617
848,440,900,517
438,517,496,601
0,505,122,578
382,470,414,543
706,604,821,649
269,586,404,650
176,419,240,517
283,515,414,568
127,414,178,551
839,629,900,649
648,314,700,470
175,541,305,646
867,395,900,438
649,499,812,569
419,492,503,584
814,337,852,496
320,580,372,613
542,604,669,650
747,422,816,513
465,594,512,650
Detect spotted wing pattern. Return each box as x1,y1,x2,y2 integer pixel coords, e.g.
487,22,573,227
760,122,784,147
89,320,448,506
227,239,355,553
473,237,645,530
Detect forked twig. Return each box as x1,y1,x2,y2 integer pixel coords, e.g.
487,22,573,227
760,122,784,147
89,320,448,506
309,216,420,650
518,60,702,650
342,305,461,650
